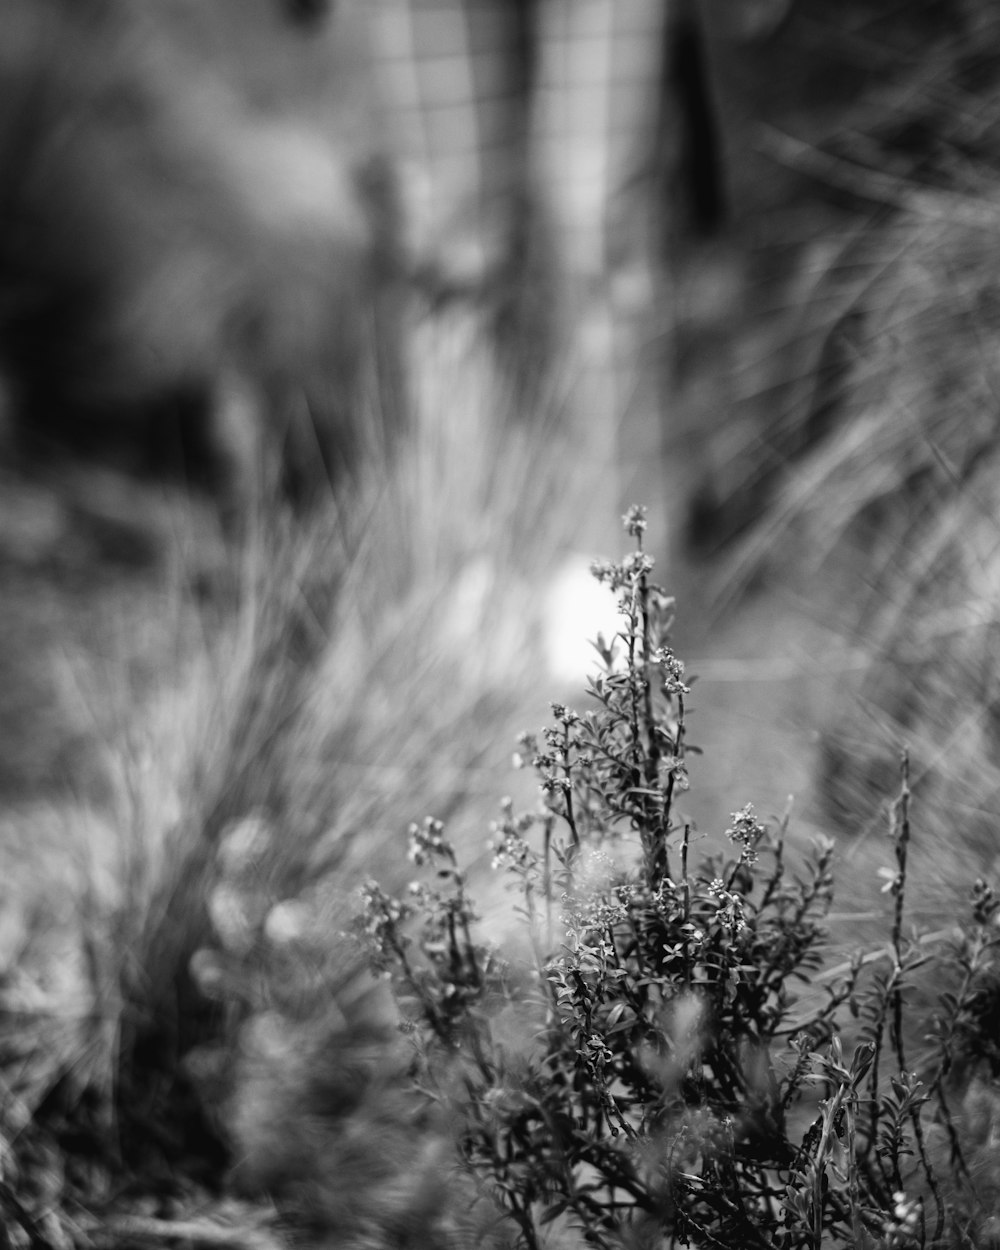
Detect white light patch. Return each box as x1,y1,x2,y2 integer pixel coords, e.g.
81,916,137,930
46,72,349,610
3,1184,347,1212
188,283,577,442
544,552,622,686
228,121,366,240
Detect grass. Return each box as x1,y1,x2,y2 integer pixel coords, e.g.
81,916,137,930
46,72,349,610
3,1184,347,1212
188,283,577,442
7,464,999,1248
0,298,624,1245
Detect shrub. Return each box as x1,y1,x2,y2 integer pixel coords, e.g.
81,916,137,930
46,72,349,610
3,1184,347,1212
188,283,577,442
362,507,1000,1249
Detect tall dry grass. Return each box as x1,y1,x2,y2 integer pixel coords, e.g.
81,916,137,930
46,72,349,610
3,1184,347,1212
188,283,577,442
683,179,1000,1128
0,300,624,1244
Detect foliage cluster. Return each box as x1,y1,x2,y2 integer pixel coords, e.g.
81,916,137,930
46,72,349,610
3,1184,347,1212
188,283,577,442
361,508,1000,1249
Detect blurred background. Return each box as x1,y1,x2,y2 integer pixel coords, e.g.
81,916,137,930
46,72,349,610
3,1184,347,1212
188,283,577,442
4,0,1000,1233
4,0,1000,827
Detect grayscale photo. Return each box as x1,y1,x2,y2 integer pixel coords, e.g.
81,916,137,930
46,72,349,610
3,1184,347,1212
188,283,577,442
1,2,998,1246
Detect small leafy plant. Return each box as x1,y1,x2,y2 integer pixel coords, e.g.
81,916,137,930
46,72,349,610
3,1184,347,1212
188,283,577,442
360,507,1000,1249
